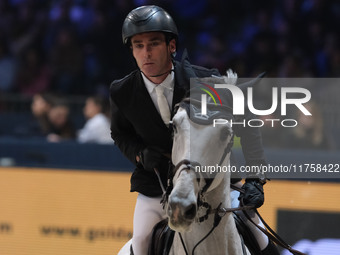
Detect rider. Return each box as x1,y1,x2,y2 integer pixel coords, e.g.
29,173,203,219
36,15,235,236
110,5,279,255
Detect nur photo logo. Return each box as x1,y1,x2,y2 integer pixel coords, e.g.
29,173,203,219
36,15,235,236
194,78,313,128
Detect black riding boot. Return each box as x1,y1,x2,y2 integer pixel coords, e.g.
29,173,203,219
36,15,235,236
261,241,280,255
130,244,134,255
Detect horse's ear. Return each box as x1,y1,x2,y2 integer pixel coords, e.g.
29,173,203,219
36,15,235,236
181,49,190,62
181,50,197,80
237,72,266,92
174,49,197,93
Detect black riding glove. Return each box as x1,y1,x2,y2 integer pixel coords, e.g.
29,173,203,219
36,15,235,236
138,146,164,172
239,178,265,208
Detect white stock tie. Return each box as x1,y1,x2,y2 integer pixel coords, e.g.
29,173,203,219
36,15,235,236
155,85,171,126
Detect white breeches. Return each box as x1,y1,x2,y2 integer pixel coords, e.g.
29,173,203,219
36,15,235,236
132,193,167,255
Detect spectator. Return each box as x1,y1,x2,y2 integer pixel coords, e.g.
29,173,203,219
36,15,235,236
29,93,54,136
47,99,76,142
12,93,54,137
77,96,113,144
14,46,51,96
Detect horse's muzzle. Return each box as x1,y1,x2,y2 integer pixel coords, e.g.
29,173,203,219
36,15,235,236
167,201,197,231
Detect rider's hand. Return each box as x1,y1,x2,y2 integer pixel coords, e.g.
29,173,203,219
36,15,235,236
239,178,265,208
138,146,165,172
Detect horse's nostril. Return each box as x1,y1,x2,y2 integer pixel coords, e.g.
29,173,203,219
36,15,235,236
184,204,196,220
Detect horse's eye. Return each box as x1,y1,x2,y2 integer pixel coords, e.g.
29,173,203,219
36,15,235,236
220,127,230,141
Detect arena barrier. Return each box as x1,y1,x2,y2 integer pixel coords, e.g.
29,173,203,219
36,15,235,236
0,140,339,254
1,166,340,254
0,167,137,255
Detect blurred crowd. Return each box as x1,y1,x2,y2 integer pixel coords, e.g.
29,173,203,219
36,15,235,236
0,0,339,148
0,0,339,97
12,92,113,144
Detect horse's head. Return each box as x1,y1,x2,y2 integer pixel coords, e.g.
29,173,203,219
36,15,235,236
165,97,234,232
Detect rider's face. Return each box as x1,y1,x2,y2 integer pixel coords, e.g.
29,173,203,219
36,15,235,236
131,32,176,84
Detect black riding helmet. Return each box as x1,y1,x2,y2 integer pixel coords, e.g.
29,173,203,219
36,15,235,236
122,5,178,48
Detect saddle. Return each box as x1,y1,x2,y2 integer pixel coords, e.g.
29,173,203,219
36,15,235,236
148,219,175,255
138,215,261,255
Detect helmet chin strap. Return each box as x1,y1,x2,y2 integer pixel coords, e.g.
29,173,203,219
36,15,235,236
149,69,174,78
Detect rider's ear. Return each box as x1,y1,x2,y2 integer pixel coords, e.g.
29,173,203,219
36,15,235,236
169,39,176,53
